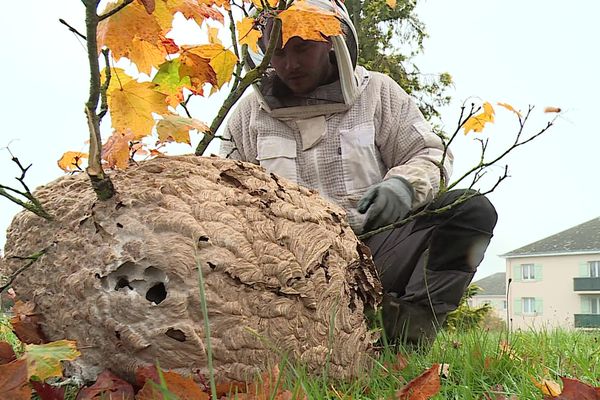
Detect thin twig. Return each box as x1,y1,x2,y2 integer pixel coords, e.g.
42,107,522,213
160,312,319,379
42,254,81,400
98,0,134,21
58,18,87,40
1,248,49,293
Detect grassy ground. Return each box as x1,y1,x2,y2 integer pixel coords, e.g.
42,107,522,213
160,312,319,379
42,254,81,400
1,312,599,399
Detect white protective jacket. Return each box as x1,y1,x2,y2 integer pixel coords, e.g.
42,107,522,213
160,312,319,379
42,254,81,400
220,1,453,233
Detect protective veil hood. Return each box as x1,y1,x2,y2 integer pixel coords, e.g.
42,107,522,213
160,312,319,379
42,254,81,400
246,0,368,120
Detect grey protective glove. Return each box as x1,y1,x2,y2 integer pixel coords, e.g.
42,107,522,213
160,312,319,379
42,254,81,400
357,177,415,233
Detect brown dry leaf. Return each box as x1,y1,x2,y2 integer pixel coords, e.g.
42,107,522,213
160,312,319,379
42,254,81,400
463,101,495,134
10,300,47,345
384,352,409,373
531,375,562,397
57,151,88,172
97,1,163,60
0,359,31,400
135,369,209,400
483,384,517,400
107,69,168,139
543,377,600,400
137,0,155,13
156,114,208,144
0,341,17,365
497,102,522,117
544,106,562,113
498,340,521,361
30,381,65,400
102,131,135,170
76,370,135,400
279,0,343,47
237,17,262,53
395,364,441,400
223,366,304,400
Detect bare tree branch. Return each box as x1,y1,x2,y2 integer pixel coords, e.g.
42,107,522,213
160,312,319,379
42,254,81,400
58,18,87,40
98,0,134,21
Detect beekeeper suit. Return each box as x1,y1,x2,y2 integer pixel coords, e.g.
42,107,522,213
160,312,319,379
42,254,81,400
221,0,497,347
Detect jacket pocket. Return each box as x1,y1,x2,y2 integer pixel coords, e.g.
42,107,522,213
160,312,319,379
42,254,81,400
339,122,383,193
256,136,298,182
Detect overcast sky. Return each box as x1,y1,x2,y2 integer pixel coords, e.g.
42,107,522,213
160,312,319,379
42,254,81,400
1,1,599,280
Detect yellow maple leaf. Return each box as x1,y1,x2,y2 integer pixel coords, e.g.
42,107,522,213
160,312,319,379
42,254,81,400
187,44,238,88
57,151,88,172
251,0,279,9
97,1,163,60
207,26,221,45
129,37,168,76
279,0,342,47
156,114,209,144
497,102,522,117
179,50,218,94
164,0,224,25
463,101,495,134
237,17,262,53
24,340,80,381
386,0,397,8
530,376,562,397
107,69,168,139
102,131,135,170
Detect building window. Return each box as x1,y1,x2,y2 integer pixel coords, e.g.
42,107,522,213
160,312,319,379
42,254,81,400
589,261,600,278
522,297,535,314
591,297,600,315
522,264,535,280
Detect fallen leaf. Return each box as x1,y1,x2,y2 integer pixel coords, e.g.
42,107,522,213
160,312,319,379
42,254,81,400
136,367,208,400
395,364,441,400
24,340,81,381
438,363,450,379
0,359,31,400
463,101,495,134
544,377,600,400
497,102,522,117
384,352,409,373
544,106,562,113
107,69,168,139
57,151,88,173
237,17,262,53
30,381,66,400
531,376,562,397
10,300,47,344
279,1,343,47
102,131,135,170
0,341,17,365
386,0,397,8
483,384,517,400
156,114,209,144
76,370,134,400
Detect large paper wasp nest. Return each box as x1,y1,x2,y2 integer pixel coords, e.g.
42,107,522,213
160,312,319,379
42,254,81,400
1,156,382,382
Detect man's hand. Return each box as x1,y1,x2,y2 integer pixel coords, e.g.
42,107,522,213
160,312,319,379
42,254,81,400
357,177,414,233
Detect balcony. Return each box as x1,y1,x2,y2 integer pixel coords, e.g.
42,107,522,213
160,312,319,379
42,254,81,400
574,314,600,328
573,277,600,292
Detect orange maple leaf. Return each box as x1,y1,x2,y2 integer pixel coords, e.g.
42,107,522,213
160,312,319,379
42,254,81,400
164,0,224,25
463,101,495,134
531,376,562,397
129,37,168,75
251,0,279,9
179,50,218,95
136,367,209,400
237,17,262,53
0,359,31,400
186,44,238,88
137,0,155,13
9,301,48,345
395,364,441,400
279,0,343,47
156,114,209,144
57,151,88,172
497,102,522,117
97,1,163,61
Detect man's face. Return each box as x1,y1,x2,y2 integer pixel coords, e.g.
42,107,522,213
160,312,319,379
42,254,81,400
268,36,334,95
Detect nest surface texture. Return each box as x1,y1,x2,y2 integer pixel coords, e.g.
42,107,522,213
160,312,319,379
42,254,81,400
2,155,382,382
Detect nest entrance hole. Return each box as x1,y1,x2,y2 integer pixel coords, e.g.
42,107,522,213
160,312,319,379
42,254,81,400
100,262,168,305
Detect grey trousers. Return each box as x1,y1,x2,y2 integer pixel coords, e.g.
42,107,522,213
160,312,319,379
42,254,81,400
363,190,498,344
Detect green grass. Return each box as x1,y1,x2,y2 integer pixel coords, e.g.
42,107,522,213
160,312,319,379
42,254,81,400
2,308,599,399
